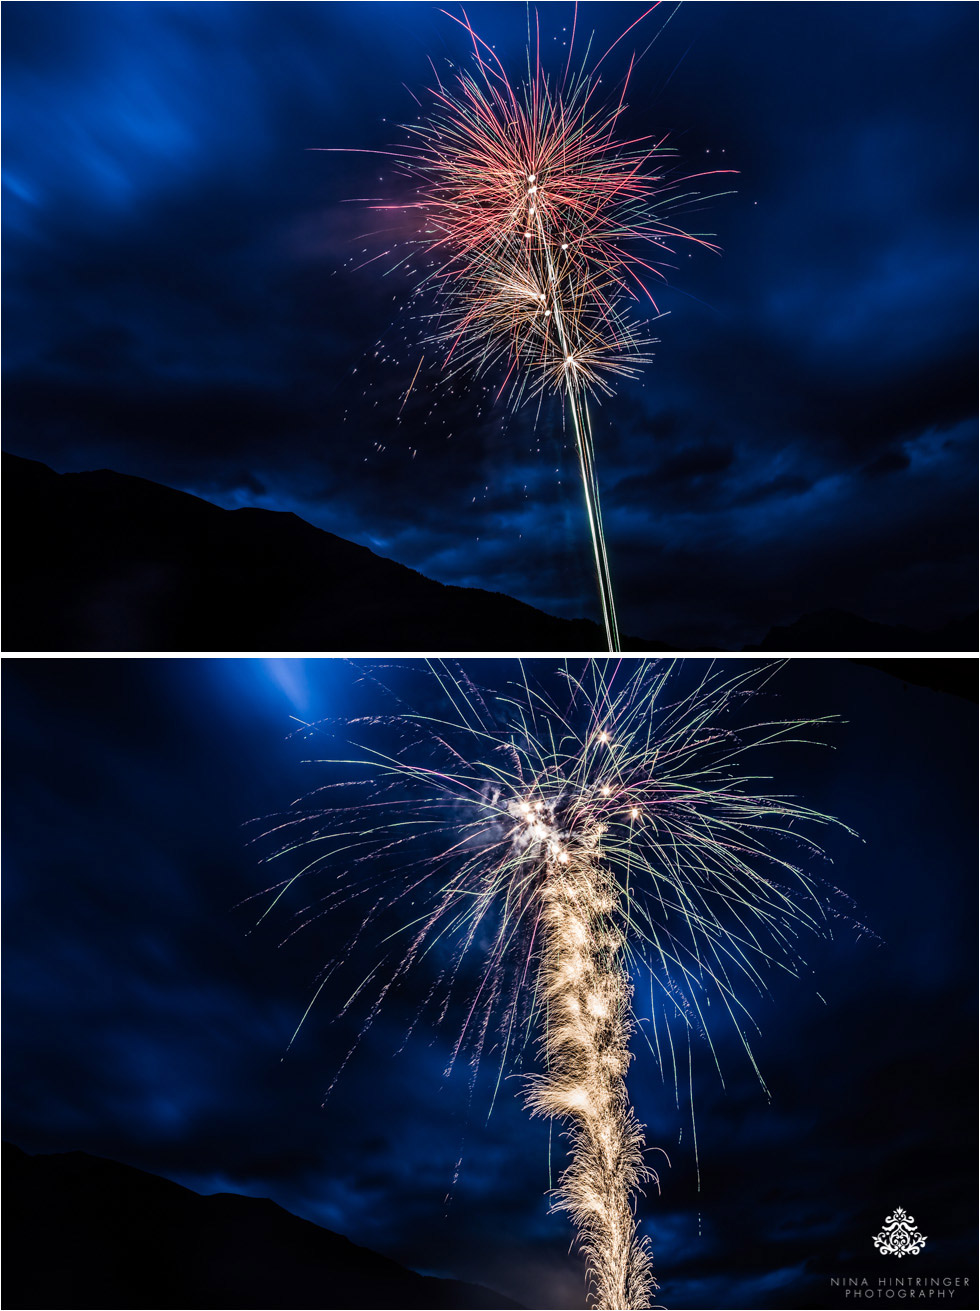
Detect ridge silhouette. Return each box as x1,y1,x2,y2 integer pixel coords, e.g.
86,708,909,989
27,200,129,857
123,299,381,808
4,1142,521,1310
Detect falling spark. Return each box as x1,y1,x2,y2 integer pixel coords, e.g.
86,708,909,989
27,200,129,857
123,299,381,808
399,353,425,413
254,660,856,1309
322,7,735,651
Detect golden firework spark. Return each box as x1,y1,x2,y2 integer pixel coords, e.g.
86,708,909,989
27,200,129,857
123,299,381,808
255,660,857,1309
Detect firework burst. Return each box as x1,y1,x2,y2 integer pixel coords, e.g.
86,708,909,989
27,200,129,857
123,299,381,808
254,659,857,1309
328,6,734,650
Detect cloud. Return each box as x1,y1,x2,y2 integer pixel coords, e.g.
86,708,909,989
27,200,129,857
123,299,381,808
2,1,975,647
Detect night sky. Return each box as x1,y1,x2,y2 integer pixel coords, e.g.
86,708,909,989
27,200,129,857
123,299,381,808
3,657,976,1309
2,2,977,648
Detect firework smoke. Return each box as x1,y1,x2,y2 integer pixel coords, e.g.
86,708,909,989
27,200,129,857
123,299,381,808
330,7,733,650
256,660,855,1309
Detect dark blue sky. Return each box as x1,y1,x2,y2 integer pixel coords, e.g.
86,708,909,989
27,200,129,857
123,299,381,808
2,2,976,647
2,657,976,1309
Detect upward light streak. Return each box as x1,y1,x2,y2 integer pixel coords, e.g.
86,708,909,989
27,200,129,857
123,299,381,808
256,660,857,1310
528,817,653,1306
328,6,734,651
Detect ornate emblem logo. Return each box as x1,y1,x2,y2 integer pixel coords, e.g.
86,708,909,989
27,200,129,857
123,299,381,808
873,1207,927,1257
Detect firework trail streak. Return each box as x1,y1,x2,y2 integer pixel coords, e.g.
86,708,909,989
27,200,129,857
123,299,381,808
528,838,653,1309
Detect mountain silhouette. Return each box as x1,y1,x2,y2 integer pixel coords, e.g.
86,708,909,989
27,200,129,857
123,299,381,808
3,453,975,654
754,607,977,654
3,1143,520,1310
2,453,648,652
